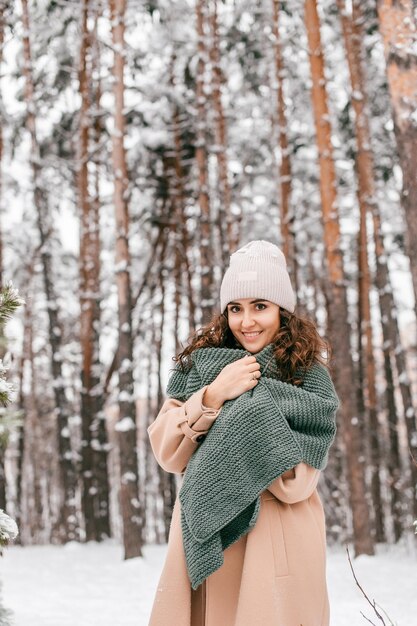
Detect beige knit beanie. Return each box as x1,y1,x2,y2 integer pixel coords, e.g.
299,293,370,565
220,240,296,313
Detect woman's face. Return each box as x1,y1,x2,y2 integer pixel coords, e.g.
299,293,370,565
226,298,280,353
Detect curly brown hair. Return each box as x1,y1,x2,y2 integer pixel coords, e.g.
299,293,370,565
173,307,331,386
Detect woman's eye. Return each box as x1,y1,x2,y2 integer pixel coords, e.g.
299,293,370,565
229,304,266,313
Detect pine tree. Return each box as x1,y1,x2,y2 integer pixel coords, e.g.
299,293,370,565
377,0,417,320
196,0,215,324
108,0,143,559
20,0,80,542
271,0,298,289
208,0,234,264
0,283,24,550
77,0,111,543
337,0,386,542
304,0,374,555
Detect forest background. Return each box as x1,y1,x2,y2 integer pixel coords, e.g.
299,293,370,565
0,0,416,597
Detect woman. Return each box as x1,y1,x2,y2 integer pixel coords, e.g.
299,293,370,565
147,240,339,626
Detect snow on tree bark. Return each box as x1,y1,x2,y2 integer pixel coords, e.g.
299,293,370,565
0,0,414,553
208,0,234,266
338,0,386,543
91,6,112,542
108,0,143,559
78,0,111,542
195,0,215,324
304,0,374,556
342,0,417,538
20,0,79,543
18,286,50,542
104,228,167,396
377,0,417,322
169,60,197,339
154,245,177,542
271,0,298,293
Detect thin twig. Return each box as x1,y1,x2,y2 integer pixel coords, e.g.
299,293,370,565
360,611,378,626
374,602,397,625
346,545,387,625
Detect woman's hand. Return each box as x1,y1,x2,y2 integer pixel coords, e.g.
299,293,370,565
202,355,261,409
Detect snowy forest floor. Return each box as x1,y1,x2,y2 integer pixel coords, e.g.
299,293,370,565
1,539,416,625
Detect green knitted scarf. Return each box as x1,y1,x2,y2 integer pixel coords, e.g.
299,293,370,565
166,343,339,590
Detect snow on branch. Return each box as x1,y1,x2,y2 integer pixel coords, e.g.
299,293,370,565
0,510,18,555
0,282,24,551
0,282,24,327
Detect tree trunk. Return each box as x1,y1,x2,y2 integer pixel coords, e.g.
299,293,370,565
373,183,415,537
144,311,160,544
171,169,183,357
91,7,111,540
109,0,143,559
376,0,417,524
21,0,79,542
195,0,215,324
209,0,233,264
304,0,374,555
271,0,298,289
169,65,197,337
338,0,386,542
21,292,45,542
377,0,417,320
155,239,177,543
78,0,110,541
104,227,165,395
16,269,56,544
144,236,166,544
342,0,417,538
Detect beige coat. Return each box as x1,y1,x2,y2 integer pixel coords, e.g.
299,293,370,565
147,385,330,626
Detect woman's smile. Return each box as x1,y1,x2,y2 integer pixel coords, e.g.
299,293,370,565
241,330,263,342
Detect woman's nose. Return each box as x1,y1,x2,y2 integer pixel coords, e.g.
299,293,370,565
241,311,255,327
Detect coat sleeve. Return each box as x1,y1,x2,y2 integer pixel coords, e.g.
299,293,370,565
147,385,221,474
267,462,321,504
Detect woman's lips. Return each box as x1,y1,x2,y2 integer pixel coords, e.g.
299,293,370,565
241,331,263,341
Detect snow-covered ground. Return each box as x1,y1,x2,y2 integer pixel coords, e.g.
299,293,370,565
1,539,416,625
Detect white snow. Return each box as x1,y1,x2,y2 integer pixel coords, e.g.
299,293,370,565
0,540,416,625
398,371,410,385
114,417,136,432
118,390,134,402
114,260,128,273
121,472,137,484
0,379,13,394
0,511,19,542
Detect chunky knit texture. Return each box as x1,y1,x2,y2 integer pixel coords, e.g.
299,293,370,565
166,343,339,590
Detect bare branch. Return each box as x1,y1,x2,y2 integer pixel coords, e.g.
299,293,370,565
346,545,391,625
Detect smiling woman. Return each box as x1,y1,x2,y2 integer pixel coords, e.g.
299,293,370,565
174,242,330,388
147,240,339,626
